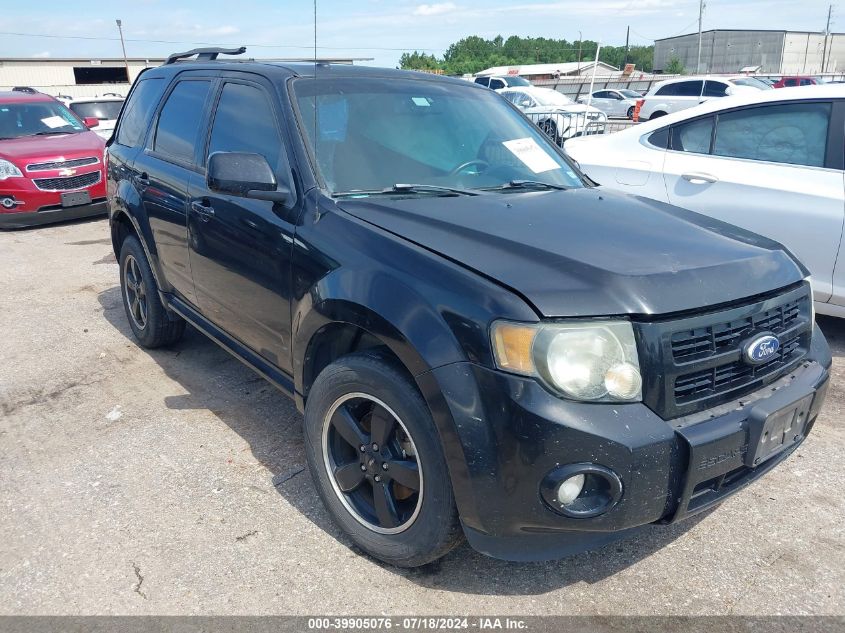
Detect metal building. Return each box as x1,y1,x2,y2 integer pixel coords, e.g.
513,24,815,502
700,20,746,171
653,30,845,75
0,56,371,100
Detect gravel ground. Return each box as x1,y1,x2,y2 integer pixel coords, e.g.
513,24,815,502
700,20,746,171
1,217,843,616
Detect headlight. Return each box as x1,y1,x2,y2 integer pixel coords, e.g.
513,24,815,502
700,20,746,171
491,319,642,402
0,159,23,180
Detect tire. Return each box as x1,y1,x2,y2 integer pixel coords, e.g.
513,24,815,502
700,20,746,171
627,106,635,119
304,351,462,567
118,235,186,348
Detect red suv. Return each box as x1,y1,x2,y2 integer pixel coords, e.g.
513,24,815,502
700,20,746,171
771,76,820,88
0,89,108,228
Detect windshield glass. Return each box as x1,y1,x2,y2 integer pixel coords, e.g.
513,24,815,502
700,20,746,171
293,77,585,194
503,76,531,87
732,77,772,90
0,100,85,139
618,89,641,98
69,100,124,120
532,89,575,106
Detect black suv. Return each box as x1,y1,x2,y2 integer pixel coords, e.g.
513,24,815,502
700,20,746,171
106,47,831,567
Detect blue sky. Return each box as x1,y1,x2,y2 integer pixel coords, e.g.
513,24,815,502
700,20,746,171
0,0,837,67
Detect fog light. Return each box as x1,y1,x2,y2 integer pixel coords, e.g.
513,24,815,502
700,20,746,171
556,474,585,506
605,362,642,400
1,196,16,209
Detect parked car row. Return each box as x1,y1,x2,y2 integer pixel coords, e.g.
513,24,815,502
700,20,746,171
565,84,845,319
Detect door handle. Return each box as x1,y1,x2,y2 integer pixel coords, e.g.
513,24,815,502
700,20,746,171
681,172,718,185
191,199,216,221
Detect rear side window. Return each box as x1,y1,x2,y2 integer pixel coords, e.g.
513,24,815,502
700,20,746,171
657,80,702,97
153,80,212,163
671,116,714,153
703,80,728,97
115,78,164,147
207,83,281,168
647,127,670,149
713,102,831,167
474,77,489,87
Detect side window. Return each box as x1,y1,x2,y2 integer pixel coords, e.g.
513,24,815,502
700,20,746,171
671,116,714,153
785,78,797,87
713,102,831,167
647,127,670,149
800,78,814,86
153,80,212,163
474,77,489,87
703,81,729,97
675,80,704,97
490,79,505,90
115,77,164,147
655,83,680,96
207,82,281,169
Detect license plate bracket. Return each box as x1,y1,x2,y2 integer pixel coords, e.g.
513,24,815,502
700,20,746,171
746,392,814,467
60,190,91,208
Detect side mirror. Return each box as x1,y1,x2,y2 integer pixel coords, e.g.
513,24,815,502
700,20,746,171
207,151,290,203
82,116,99,129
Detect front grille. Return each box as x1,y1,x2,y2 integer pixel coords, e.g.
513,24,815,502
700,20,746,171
33,171,101,191
637,283,813,419
26,156,99,172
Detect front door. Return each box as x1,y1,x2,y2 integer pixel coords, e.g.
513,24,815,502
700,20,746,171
662,101,844,304
187,78,297,373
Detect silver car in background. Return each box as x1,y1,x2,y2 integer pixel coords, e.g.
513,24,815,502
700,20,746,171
577,89,642,119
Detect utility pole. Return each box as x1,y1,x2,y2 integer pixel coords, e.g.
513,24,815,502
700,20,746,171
822,4,833,74
697,0,705,74
577,31,582,75
115,19,130,80
624,26,630,67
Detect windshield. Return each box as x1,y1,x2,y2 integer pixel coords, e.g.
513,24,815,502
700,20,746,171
0,101,85,139
69,100,124,120
618,89,642,98
732,77,772,90
532,90,575,106
503,76,531,87
293,77,585,195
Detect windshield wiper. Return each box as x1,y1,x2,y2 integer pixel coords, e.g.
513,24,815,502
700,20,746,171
481,180,570,192
32,130,76,136
333,183,480,198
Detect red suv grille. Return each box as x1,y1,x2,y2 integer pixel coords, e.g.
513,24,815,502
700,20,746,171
33,171,101,191
26,156,99,172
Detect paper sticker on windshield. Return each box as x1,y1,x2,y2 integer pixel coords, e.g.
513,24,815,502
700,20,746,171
411,97,431,107
41,116,68,129
502,137,560,174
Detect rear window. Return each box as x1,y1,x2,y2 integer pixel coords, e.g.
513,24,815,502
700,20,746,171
70,100,124,121
115,78,164,147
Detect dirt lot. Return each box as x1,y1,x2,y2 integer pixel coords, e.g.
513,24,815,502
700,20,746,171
1,217,844,616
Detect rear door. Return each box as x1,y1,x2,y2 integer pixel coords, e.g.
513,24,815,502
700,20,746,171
132,73,216,305
186,75,298,373
662,100,845,304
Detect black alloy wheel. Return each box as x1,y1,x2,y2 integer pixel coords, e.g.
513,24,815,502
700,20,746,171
322,392,423,534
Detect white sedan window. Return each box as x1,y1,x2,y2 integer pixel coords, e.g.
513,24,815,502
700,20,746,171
713,103,831,167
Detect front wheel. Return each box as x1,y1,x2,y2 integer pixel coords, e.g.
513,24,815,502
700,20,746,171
304,352,462,567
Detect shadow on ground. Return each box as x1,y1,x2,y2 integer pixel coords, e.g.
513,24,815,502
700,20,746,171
96,286,842,595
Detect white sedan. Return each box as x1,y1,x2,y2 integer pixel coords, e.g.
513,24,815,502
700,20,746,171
66,96,125,140
565,84,845,318
499,86,607,143
577,88,643,119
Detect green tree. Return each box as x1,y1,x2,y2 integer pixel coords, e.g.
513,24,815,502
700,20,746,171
665,56,685,75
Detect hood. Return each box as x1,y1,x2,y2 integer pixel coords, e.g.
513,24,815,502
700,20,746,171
0,131,105,164
336,188,805,318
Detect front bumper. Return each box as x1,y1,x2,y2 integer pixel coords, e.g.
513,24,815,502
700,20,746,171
0,199,108,229
428,325,831,561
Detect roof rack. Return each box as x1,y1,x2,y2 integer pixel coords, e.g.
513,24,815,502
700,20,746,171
165,46,247,65
12,86,38,94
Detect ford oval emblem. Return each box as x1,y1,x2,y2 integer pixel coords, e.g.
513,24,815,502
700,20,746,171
744,334,780,365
